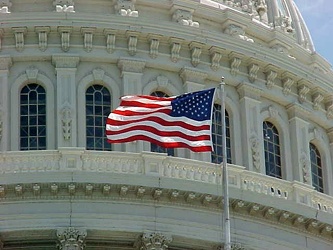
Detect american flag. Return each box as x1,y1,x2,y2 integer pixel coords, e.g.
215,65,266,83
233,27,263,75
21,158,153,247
106,88,216,152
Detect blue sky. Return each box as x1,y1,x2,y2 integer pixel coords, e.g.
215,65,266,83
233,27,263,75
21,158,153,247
294,0,333,66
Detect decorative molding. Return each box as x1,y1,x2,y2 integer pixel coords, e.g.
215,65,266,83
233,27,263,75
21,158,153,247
264,65,278,89
126,31,139,56
300,151,310,183
229,53,242,76
249,135,260,171
189,42,203,67
53,0,75,13
0,29,3,51
169,38,183,63
57,227,87,250
104,29,116,53
117,58,146,74
268,105,279,119
92,68,105,83
35,26,50,52
224,24,254,43
12,27,27,52
248,63,260,83
148,35,162,59
114,0,138,17
0,109,3,142
0,56,12,70
297,81,310,104
312,90,324,111
172,9,199,28
281,72,295,96
0,0,11,13
81,27,96,53
141,232,172,250
325,97,333,120
60,103,72,141
237,83,263,101
25,66,39,83
58,26,73,52
52,55,79,68
179,67,207,84
209,47,224,71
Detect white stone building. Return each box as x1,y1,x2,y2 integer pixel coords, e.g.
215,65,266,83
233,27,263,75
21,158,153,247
0,0,333,249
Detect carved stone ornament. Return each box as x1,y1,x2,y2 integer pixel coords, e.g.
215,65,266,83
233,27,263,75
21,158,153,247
224,24,254,43
298,84,310,104
104,29,116,53
117,58,146,74
12,27,27,52
169,38,183,63
179,67,207,84
92,68,105,82
249,135,260,171
313,92,324,111
230,56,242,76
114,0,138,17
209,47,224,71
326,99,333,119
300,151,310,183
81,28,95,52
126,31,138,56
266,70,277,89
0,0,11,13
268,105,278,119
61,104,72,141
148,35,162,59
35,27,50,51
248,63,259,83
25,66,39,83
282,76,294,96
58,27,72,52
172,9,199,28
141,232,172,250
189,42,203,67
57,227,87,250
53,0,75,13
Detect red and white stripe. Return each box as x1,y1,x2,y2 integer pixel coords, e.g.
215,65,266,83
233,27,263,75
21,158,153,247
106,95,213,152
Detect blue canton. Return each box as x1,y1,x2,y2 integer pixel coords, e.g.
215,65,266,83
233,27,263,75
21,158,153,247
170,88,215,121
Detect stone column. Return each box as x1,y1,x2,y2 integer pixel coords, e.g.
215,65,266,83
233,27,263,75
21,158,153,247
52,55,80,148
57,227,87,250
237,84,263,173
0,56,12,151
117,58,146,153
141,232,172,250
179,67,209,161
287,104,311,183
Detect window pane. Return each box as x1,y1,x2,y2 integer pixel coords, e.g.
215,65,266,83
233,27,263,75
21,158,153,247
263,121,281,179
211,104,231,164
86,85,112,151
310,143,323,192
20,84,47,150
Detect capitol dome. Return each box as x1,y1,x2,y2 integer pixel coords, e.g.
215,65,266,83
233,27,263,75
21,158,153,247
0,0,333,249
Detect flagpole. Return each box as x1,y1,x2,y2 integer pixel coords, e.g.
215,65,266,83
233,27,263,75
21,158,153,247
220,78,231,250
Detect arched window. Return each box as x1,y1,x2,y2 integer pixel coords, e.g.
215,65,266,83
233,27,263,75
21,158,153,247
263,121,281,178
20,84,46,150
211,104,231,164
150,91,175,156
86,84,111,151
310,143,323,193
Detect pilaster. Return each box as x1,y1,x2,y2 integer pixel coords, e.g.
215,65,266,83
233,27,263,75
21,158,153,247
326,128,333,195
117,58,146,153
237,83,263,172
179,67,209,161
52,55,80,148
287,104,311,184
0,56,12,152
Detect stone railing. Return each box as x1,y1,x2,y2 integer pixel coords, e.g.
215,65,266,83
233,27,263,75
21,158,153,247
0,148,332,214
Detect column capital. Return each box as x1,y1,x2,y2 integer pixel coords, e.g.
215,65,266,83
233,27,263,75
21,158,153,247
52,55,80,68
237,83,262,101
141,232,172,250
117,58,146,74
57,227,87,250
286,103,311,121
179,66,207,84
0,56,12,71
